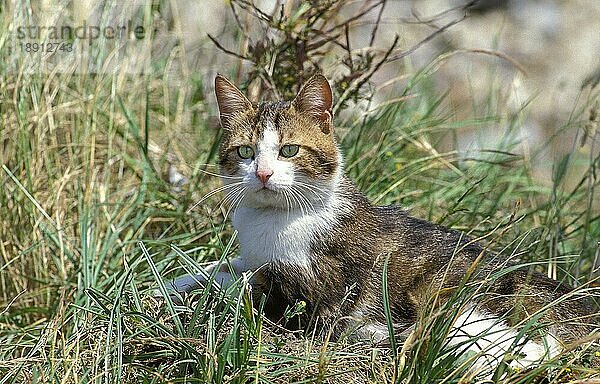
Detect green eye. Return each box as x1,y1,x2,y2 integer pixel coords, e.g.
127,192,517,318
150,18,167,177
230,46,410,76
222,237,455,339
237,146,254,159
280,144,299,158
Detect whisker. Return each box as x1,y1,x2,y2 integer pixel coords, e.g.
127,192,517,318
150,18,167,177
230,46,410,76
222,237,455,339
198,168,244,180
294,180,330,195
296,185,320,214
294,182,327,209
285,187,302,215
220,190,241,222
282,189,292,221
187,182,245,213
295,179,328,189
225,188,247,222
298,188,318,214
288,187,311,216
218,187,243,212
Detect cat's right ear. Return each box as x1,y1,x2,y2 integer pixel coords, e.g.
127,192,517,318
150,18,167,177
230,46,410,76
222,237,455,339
293,74,333,134
215,74,253,129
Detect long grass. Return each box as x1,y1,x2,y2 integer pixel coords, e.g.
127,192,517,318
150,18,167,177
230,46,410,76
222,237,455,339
1,2,599,383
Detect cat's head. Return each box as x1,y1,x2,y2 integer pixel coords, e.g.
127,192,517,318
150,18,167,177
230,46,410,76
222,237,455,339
215,74,342,210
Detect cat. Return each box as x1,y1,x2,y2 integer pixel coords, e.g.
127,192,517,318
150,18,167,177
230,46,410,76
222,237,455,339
165,73,597,371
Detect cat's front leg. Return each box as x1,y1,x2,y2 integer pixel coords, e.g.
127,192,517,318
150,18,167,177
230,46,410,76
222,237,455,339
162,257,247,296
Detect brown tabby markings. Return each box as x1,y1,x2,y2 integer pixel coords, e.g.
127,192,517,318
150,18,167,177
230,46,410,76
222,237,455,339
216,75,339,184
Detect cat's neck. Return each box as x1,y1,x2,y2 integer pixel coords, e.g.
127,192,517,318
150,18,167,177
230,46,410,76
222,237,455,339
232,186,349,223
231,178,354,271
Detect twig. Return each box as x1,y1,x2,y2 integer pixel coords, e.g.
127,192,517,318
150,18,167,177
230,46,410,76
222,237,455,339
345,23,353,71
306,32,343,52
324,0,384,35
207,34,250,61
308,1,344,31
232,0,272,22
333,34,399,114
403,2,472,25
369,0,386,46
386,15,465,62
229,1,246,32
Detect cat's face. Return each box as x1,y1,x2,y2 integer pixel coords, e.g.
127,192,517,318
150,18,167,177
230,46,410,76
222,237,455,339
215,75,342,210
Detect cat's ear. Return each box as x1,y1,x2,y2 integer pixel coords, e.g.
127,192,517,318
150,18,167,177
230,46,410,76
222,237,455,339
215,74,253,129
293,75,333,134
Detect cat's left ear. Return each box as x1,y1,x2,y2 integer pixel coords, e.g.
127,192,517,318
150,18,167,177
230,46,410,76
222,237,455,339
215,74,253,130
293,75,333,134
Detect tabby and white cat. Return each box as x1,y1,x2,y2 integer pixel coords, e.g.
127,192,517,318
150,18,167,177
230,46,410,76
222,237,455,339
167,74,596,370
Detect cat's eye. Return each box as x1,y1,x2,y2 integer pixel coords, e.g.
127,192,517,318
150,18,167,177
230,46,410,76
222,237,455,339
280,144,299,158
237,146,254,159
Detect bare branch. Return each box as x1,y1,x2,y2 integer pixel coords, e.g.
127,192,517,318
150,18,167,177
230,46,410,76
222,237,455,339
232,0,272,22
386,15,466,63
324,0,384,35
405,2,471,25
369,0,386,46
334,34,399,114
207,34,250,61
345,23,353,71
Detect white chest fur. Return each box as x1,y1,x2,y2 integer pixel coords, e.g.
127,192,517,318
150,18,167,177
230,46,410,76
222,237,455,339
232,206,338,271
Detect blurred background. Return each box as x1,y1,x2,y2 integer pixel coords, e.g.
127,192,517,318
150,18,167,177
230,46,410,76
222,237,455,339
3,0,599,184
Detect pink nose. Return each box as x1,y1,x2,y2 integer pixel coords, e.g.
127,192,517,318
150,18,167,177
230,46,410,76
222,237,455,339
256,168,273,184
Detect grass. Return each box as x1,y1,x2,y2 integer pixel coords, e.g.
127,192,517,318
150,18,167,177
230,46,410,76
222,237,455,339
1,2,600,383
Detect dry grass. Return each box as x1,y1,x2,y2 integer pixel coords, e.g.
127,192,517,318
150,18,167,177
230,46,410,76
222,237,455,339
1,1,599,383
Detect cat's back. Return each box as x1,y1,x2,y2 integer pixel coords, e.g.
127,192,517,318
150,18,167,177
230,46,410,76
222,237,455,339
324,178,483,268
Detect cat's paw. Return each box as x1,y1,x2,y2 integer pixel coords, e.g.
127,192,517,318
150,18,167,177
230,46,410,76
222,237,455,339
152,258,248,303
151,274,201,304
165,273,208,294
153,270,240,302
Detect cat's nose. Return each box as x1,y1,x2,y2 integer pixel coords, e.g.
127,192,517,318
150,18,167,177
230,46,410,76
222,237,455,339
256,168,273,185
